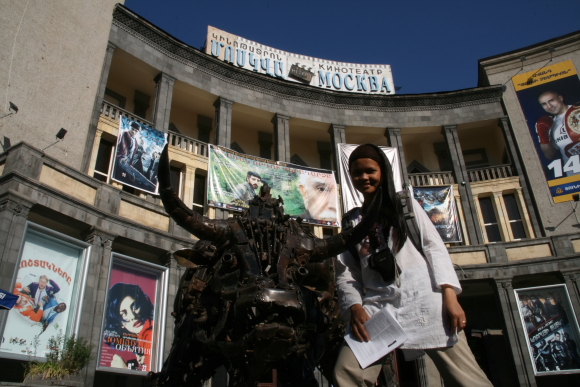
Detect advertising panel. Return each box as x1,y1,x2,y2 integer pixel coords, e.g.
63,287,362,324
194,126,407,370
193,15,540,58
206,26,395,95
111,117,168,194
98,255,167,374
512,60,580,203
0,225,89,359
515,284,580,375
412,186,462,243
208,145,340,227
337,143,401,213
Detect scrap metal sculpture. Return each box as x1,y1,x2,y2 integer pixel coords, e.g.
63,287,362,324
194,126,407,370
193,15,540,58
149,145,379,387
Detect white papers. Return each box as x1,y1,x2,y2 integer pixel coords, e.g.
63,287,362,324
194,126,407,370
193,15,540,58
344,308,408,369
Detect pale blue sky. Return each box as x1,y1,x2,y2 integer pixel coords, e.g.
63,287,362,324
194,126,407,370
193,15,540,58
124,0,580,94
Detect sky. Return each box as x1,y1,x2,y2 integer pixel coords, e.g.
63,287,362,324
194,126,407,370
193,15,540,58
124,0,580,95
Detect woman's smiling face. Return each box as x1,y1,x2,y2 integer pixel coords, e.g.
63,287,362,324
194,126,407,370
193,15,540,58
350,158,382,201
120,295,144,334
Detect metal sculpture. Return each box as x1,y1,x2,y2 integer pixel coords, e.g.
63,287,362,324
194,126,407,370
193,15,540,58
149,145,379,387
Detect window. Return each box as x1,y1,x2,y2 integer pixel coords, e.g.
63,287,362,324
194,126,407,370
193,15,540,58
170,165,183,198
479,197,502,242
504,194,526,239
93,138,114,183
193,173,206,215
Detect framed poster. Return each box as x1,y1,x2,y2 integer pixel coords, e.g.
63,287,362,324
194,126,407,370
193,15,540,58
97,253,168,374
0,223,91,360
515,284,580,375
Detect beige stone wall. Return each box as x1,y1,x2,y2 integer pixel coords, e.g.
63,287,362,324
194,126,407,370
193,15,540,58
506,244,552,261
39,165,97,205
0,0,123,170
480,33,580,235
119,200,170,231
450,251,488,265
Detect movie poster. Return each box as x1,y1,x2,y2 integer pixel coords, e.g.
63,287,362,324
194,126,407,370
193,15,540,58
0,227,88,359
111,117,168,194
207,145,340,227
337,144,401,213
413,186,462,243
98,258,160,373
516,284,580,375
513,60,580,203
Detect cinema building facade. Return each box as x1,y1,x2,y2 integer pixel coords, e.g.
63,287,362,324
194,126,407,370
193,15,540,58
1,2,580,386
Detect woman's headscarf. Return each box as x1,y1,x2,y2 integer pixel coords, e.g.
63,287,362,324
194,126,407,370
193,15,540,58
349,144,407,252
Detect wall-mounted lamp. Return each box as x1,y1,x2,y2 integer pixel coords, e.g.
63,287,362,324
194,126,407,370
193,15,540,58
0,102,18,119
41,128,68,152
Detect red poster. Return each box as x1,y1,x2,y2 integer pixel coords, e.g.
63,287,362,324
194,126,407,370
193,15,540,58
99,261,158,373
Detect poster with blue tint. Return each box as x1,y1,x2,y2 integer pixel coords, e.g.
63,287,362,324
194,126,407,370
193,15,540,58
412,186,462,243
112,117,167,194
516,284,580,375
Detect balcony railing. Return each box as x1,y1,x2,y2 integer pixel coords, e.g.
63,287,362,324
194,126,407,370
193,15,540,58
468,164,514,182
101,101,154,126
167,131,208,157
408,171,455,186
100,101,208,157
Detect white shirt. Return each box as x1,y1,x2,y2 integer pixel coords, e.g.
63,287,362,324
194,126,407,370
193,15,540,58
35,288,47,307
336,197,462,350
551,106,572,164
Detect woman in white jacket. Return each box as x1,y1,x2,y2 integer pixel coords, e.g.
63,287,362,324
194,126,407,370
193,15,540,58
333,144,492,387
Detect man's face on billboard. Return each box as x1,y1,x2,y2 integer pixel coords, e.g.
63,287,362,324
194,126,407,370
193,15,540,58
38,278,48,290
299,175,337,220
539,92,567,116
247,175,261,189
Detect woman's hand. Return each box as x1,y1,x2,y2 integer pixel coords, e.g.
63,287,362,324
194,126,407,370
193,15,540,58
350,304,371,342
442,286,467,332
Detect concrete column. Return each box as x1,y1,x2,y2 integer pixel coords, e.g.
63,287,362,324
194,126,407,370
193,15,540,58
197,115,212,144
494,279,537,387
385,127,409,186
328,124,346,179
562,271,580,315
493,192,512,241
182,165,197,208
499,117,542,237
87,128,104,178
213,97,234,147
272,114,290,162
0,197,34,334
515,188,536,239
81,227,116,387
153,72,176,133
82,42,117,173
317,141,332,170
442,125,484,245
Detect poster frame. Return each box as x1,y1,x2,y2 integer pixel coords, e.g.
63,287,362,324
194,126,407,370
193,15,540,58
0,221,91,361
95,253,168,375
514,284,580,376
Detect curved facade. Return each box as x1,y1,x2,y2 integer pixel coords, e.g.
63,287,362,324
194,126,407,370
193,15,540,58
1,3,580,386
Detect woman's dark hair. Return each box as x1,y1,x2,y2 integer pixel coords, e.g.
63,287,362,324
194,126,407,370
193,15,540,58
105,283,154,331
349,144,408,252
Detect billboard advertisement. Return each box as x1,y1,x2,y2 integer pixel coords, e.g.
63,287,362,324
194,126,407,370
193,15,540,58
111,117,168,195
513,60,580,203
412,185,462,243
98,255,167,374
206,26,395,95
208,145,340,227
0,225,89,359
515,284,580,375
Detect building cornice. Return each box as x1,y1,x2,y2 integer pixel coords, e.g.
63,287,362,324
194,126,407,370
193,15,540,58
113,5,503,112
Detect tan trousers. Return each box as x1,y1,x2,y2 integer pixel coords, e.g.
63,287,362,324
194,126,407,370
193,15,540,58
333,331,493,387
